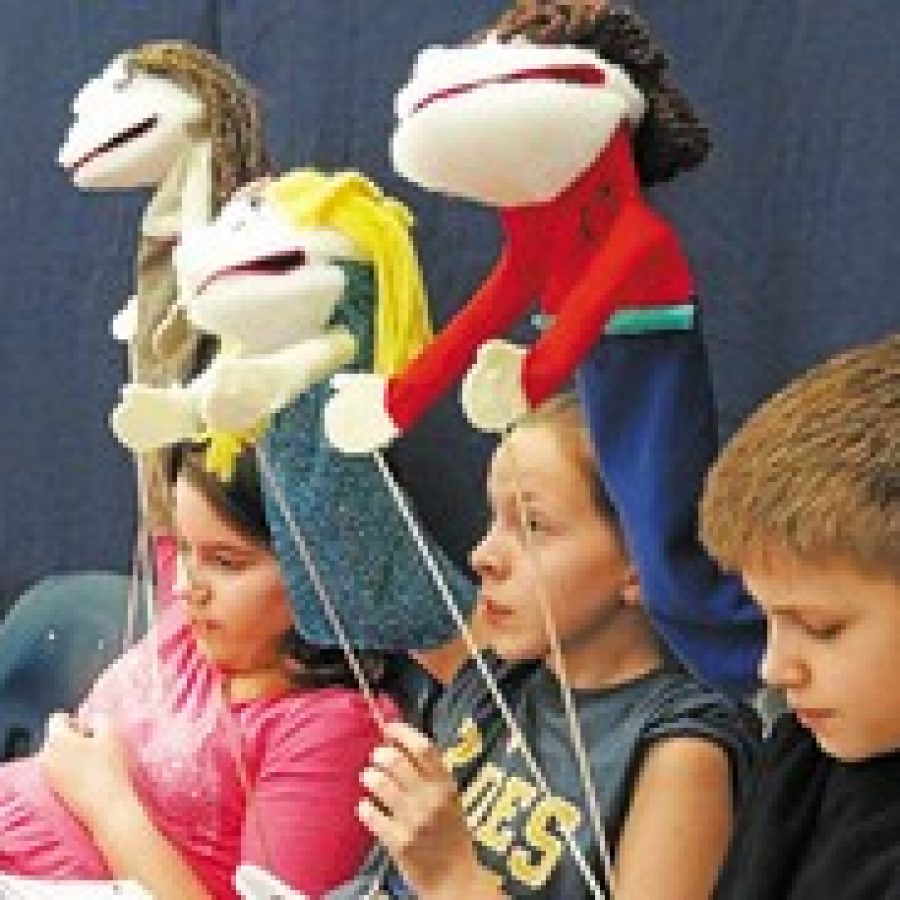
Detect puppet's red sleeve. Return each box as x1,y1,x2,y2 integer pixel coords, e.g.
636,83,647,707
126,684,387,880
386,247,535,430
522,202,693,406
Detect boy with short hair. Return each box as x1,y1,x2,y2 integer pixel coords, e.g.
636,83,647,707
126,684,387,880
700,332,900,899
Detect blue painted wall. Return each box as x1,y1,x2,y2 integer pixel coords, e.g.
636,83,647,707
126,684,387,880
1,1,897,607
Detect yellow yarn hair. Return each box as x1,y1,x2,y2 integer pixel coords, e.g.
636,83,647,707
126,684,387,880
265,170,432,375
199,423,264,482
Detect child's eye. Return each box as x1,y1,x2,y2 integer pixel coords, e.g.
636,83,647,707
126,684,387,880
521,511,550,536
210,553,246,571
805,621,845,640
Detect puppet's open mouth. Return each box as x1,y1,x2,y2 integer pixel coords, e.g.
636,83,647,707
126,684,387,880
409,64,607,117
71,116,159,172
196,249,309,296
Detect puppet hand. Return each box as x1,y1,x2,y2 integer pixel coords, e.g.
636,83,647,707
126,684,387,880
461,339,529,433
111,383,203,452
358,722,499,899
40,713,136,832
110,294,138,342
202,356,283,433
234,865,309,899
324,373,400,454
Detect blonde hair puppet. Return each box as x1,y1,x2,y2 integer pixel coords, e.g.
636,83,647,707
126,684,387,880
111,169,474,649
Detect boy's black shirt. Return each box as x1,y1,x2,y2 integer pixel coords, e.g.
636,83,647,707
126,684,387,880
715,712,900,899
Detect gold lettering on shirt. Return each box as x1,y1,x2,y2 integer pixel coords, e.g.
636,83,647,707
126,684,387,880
443,715,587,891
475,775,538,854
443,716,483,769
460,761,506,829
508,795,583,889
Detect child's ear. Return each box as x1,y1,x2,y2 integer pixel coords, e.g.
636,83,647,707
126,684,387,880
619,565,642,608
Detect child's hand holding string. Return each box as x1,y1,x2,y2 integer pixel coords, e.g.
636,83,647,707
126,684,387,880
357,721,506,900
40,712,136,832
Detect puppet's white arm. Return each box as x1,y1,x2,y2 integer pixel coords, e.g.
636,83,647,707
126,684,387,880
110,379,205,452
201,327,357,432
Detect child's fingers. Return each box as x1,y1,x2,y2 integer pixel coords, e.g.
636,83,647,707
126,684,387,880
383,721,446,778
370,742,419,790
360,764,405,814
357,797,409,851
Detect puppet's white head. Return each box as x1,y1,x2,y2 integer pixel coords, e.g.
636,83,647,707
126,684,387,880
59,54,204,189
391,38,645,207
111,170,432,463
175,186,362,355
393,1,712,206
59,41,268,207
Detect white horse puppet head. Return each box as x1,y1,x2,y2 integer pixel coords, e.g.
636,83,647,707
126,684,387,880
58,53,204,190
111,169,432,470
177,184,358,356
59,41,268,206
391,35,645,208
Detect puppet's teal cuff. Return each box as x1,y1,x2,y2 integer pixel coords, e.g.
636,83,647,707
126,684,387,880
532,303,696,336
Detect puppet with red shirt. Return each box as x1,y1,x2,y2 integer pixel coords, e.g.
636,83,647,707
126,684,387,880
325,0,764,694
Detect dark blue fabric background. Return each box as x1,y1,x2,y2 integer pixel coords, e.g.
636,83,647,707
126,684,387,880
1,1,897,609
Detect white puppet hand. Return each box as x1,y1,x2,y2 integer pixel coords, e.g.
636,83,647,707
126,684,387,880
110,383,203,452
234,865,308,899
323,373,400,455
461,339,529,433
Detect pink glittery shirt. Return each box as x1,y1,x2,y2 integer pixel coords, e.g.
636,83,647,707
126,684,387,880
0,603,394,898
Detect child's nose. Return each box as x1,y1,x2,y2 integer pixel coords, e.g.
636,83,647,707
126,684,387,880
759,622,808,690
178,557,212,608
185,580,212,609
469,527,509,581
173,553,191,595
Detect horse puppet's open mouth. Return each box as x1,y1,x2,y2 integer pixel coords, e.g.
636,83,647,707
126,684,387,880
68,116,159,173
408,64,607,117
195,248,309,296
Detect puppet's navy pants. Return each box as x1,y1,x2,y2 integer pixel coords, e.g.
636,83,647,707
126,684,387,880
575,326,765,696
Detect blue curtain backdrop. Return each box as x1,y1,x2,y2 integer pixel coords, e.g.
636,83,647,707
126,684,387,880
1,1,897,609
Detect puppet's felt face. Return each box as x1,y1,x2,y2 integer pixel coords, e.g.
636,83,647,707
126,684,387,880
58,56,204,189
175,192,361,354
391,39,645,207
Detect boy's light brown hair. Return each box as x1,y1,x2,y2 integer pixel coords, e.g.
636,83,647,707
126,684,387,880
700,333,900,578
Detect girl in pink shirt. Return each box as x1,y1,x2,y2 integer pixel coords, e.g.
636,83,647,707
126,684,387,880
0,446,395,899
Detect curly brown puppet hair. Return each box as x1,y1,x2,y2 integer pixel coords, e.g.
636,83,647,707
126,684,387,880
482,0,710,185
126,40,271,210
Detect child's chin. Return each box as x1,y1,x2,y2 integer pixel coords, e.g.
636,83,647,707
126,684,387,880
194,635,233,670
807,726,891,764
486,635,545,664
